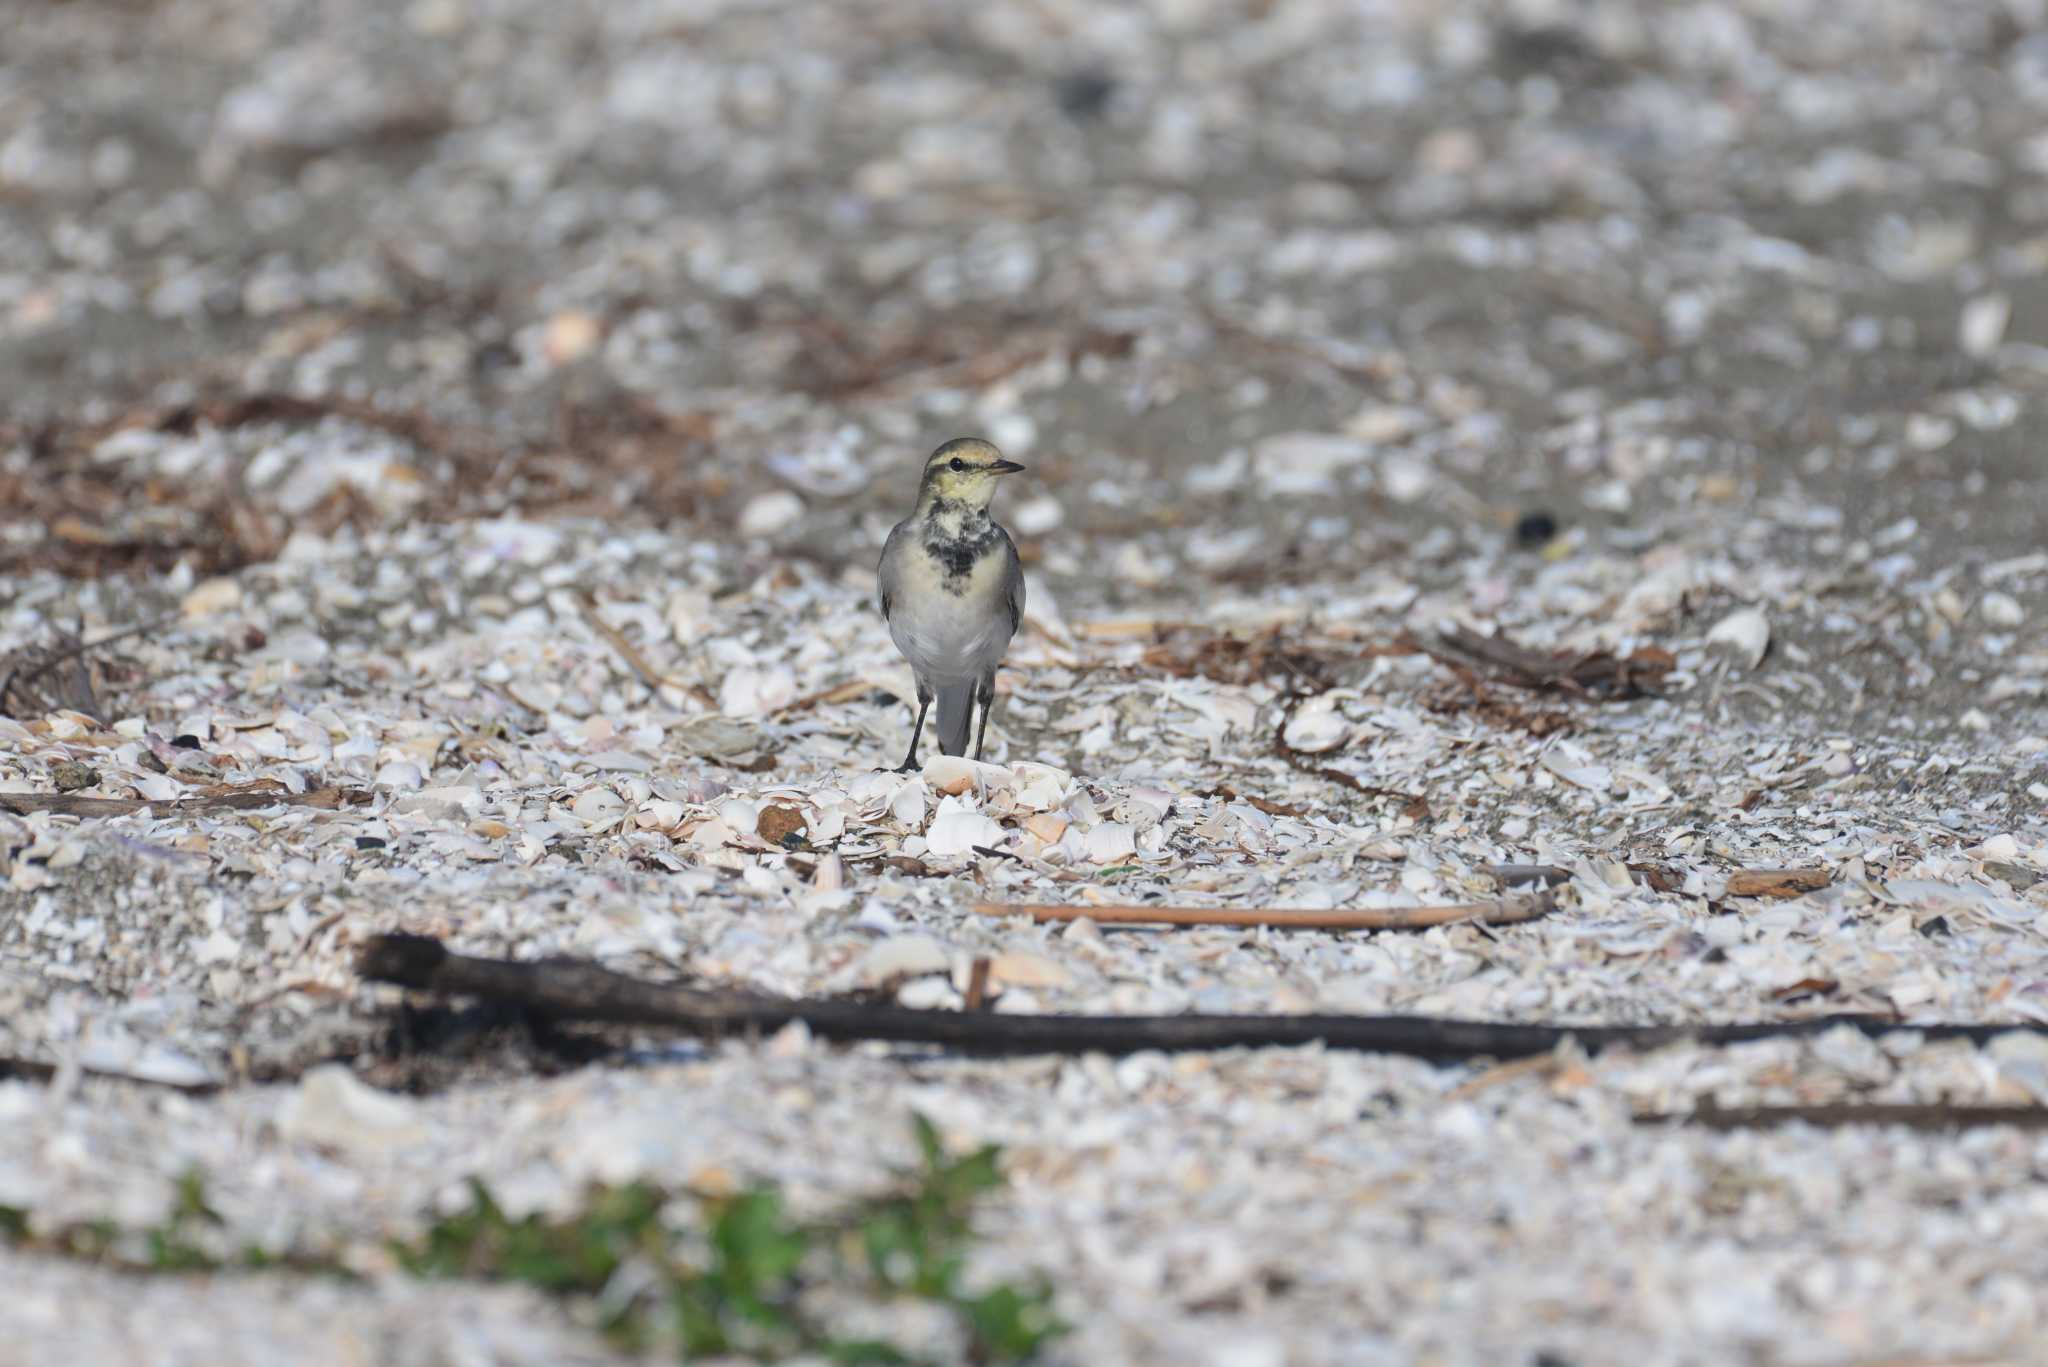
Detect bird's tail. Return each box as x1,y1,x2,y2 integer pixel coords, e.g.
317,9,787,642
933,683,976,758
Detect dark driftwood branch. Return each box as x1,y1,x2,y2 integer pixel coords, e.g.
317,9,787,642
1639,1103,2048,1132
972,892,1554,931
356,934,2034,1062
0,787,369,818
1430,625,1672,700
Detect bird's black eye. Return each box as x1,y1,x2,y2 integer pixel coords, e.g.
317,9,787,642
948,457,965,472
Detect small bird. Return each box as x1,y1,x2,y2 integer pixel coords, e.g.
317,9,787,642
876,437,1027,771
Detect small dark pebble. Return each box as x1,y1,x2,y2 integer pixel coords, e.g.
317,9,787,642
1514,510,1559,547
1497,25,1598,76
172,734,203,749
471,340,519,374
156,403,201,436
355,836,387,851
1918,915,1950,938
51,760,98,792
1055,67,1116,119
1532,1353,1578,1367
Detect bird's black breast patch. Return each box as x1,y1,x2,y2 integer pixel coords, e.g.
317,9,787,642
922,504,999,594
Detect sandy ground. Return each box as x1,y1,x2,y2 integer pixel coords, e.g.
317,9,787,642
4,1,2048,1364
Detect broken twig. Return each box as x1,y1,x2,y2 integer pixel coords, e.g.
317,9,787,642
0,787,370,818
1639,1102,2048,1132
971,893,1554,931
1429,625,1672,700
0,616,168,722
1725,868,1833,898
1272,691,1429,818
0,1054,221,1095
1485,863,1574,888
355,934,2036,1062
963,957,992,1012
574,590,716,708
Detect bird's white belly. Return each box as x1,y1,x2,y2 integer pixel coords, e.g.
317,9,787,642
890,596,1006,684
888,543,1013,684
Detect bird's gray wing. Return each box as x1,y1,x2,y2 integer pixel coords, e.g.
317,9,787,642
999,527,1025,638
877,519,913,622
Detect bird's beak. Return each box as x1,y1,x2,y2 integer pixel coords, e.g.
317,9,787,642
990,459,1026,475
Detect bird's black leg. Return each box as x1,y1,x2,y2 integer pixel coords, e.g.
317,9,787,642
888,692,932,773
972,677,996,762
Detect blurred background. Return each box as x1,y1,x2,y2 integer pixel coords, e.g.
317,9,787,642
2,0,2044,725
4,13,2048,1361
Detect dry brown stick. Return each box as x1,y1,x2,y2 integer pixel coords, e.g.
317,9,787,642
1526,271,1666,356
1,615,172,692
574,590,716,708
0,1054,221,1094
963,957,992,1012
1272,692,1429,816
0,787,370,818
1429,625,1672,700
1070,617,1201,641
185,391,479,463
1725,868,1832,898
0,615,172,723
1198,783,1309,818
1195,304,1397,388
768,678,875,719
824,338,1058,402
1485,863,1574,888
1638,1103,2048,1132
355,934,2037,1062
971,892,1555,931
1431,625,1586,685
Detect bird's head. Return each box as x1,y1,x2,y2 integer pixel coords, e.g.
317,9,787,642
917,437,1025,511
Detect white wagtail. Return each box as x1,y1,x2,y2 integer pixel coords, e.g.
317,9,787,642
876,437,1027,771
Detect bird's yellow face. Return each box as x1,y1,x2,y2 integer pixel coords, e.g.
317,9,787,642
918,437,1026,510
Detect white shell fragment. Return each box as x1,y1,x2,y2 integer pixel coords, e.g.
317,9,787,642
1538,748,1612,792
1982,591,2026,628
278,1066,428,1155
180,577,244,618
850,935,952,987
737,490,805,538
988,950,1072,990
1251,433,1371,495
1281,694,1351,752
1083,822,1137,863
1959,293,2010,358
373,761,425,790
923,798,1007,858
569,786,627,828
921,755,982,796
1705,606,1772,669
